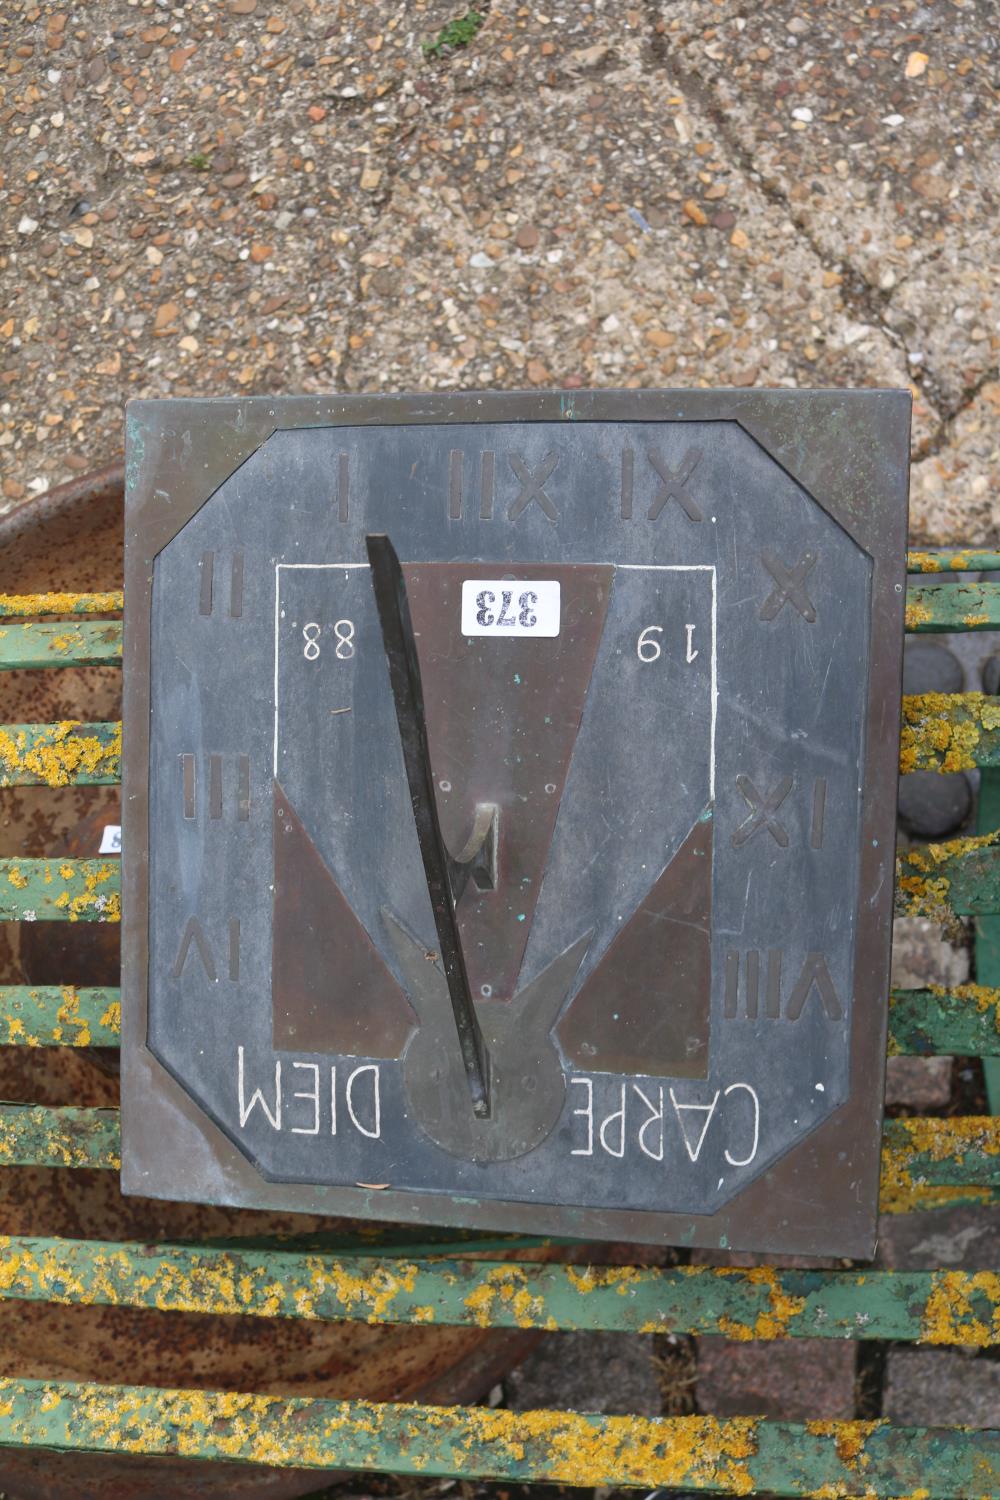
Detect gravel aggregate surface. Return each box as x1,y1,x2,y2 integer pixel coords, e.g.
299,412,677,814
0,1,997,531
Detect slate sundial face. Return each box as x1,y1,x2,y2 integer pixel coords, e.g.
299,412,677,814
122,390,909,1256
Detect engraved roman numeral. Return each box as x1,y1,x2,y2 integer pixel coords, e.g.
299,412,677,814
647,447,703,522
620,447,702,522
732,776,828,850
172,917,241,982
199,551,245,618
179,753,251,821
337,451,349,523
725,950,844,1021
759,550,818,623
508,453,558,522
448,449,496,520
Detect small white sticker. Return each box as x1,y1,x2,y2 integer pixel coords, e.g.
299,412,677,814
461,580,560,638
99,824,122,854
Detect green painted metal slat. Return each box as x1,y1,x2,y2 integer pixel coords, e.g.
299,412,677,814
0,1106,120,1169
906,582,1000,633
0,722,121,787
908,549,1000,574
0,1378,995,1495
0,860,120,922
0,620,122,670
0,592,123,618
1,1236,998,1345
4,983,997,1058
0,988,120,1047
890,986,1000,1057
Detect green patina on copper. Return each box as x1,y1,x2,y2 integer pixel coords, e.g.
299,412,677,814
0,859,120,923
0,592,123,619
0,1106,120,1169
907,549,1000,575
0,722,121,787
0,621,122,671
0,1378,997,1492
1,1237,998,1346
905,581,1000,633
889,985,1000,1057
900,692,1000,773
0,988,120,1047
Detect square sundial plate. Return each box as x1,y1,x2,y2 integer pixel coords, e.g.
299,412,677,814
122,389,909,1257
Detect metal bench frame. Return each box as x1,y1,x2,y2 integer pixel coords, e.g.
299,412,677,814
1,548,999,1495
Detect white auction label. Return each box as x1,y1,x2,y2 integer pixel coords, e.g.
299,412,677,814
99,824,122,854
461,579,560,638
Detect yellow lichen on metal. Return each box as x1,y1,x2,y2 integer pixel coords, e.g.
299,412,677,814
908,551,944,573
305,1257,420,1324
0,592,123,618
0,721,121,788
0,1382,767,1488
879,1118,999,1214
5,866,28,890
711,1267,807,1342
921,1271,1000,1347
806,1419,880,1473
464,1263,553,1328
99,998,121,1032
904,597,933,630
899,692,1000,774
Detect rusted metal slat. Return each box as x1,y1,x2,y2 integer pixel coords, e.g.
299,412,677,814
1,1236,998,1346
0,1378,995,1494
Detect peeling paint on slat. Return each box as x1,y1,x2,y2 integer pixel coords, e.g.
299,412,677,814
889,985,1000,1057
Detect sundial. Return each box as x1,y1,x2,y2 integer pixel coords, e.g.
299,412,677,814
122,390,909,1256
